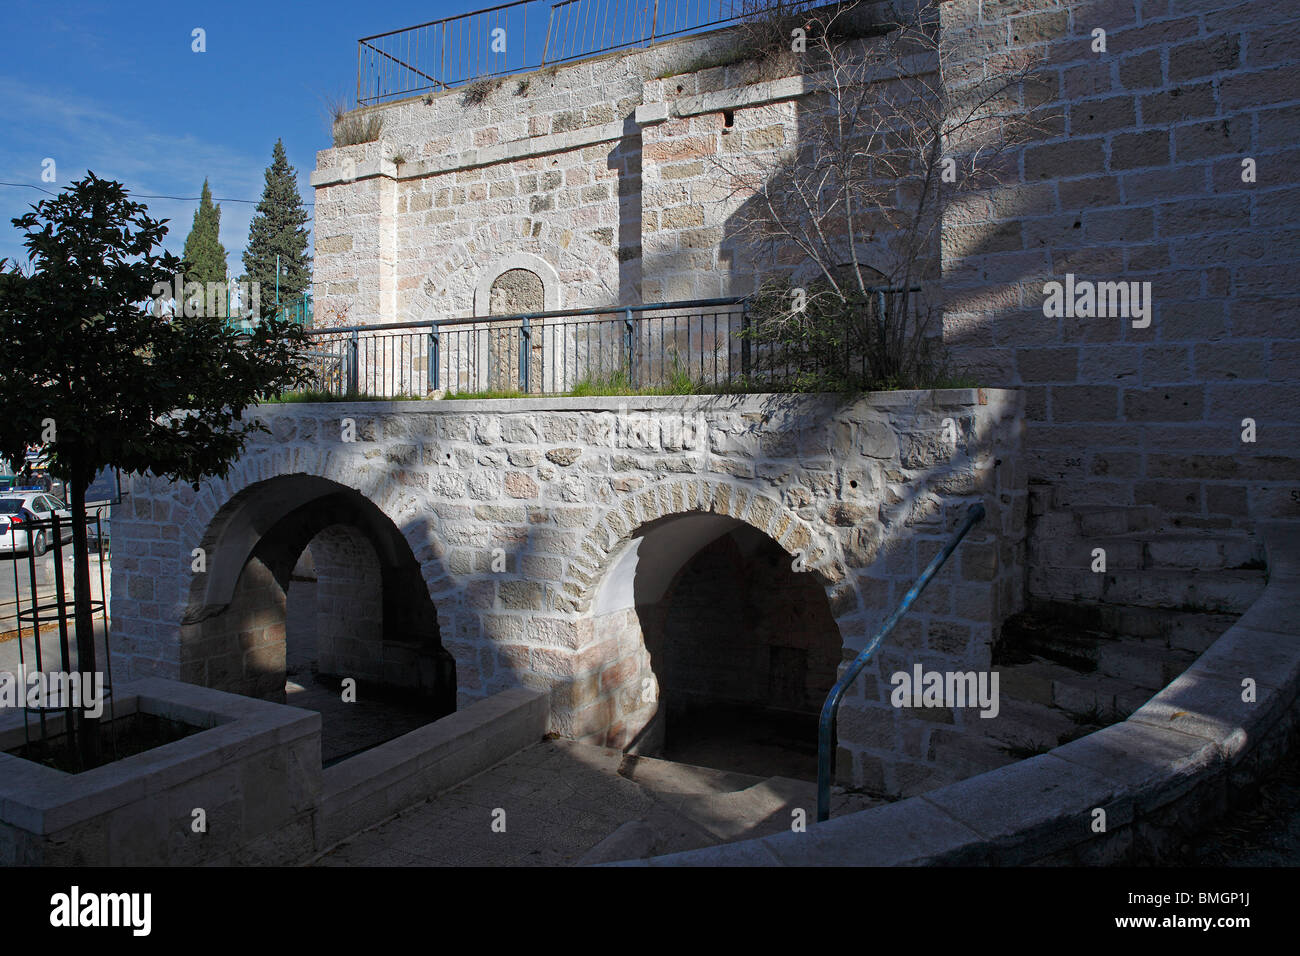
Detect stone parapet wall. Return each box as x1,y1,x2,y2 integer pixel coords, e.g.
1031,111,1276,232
112,389,1025,790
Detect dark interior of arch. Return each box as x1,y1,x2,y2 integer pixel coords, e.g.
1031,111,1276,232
638,522,842,781
182,485,456,730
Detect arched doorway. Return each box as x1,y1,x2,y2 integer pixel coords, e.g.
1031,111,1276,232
590,512,843,781
181,475,456,762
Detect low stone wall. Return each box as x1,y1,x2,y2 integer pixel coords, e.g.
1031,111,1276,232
315,686,548,850
0,681,548,866
0,679,321,866
616,519,1300,865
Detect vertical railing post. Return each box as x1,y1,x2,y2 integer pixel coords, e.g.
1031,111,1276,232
624,308,635,387
428,326,440,393
348,329,360,395
740,306,751,381
520,316,531,393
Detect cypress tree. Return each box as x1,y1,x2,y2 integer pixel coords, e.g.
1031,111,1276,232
181,179,228,314
242,139,311,312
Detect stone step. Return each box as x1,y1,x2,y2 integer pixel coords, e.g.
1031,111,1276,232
966,697,1094,755
995,658,1081,707
992,654,1155,722
1094,639,1198,688
652,776,819,841
1082,531,1262,572
1027,566,1265,613
1048,670,1154,722
617,752,769,795
1024,600,1238,655
1071,504,1161,537
928,727,1021,777
1099,568,1264,614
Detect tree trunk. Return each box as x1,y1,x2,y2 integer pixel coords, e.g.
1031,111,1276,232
69,470,101,766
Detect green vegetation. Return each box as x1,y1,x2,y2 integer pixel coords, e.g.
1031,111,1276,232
655,46,758,80
181,179,228,291
242,139,312,306
329,97,383,146
461,77,504,106
269,372,981,404
266,389,425,404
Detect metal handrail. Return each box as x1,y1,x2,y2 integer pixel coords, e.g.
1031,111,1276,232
298,287,919,337
355,0,821,104
816,501,986,823
302,296,746,337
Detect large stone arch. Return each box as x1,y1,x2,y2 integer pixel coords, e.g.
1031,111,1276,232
562,477,852,614
178,470,456,713
551,476,857,752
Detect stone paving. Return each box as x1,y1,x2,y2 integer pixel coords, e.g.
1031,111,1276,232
313,738,882,866
284,678,438,766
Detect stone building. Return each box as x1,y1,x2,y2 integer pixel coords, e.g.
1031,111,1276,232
311,0,1297,556
106,0,1296,802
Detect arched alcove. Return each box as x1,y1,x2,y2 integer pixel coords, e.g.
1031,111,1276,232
474,253,560,393
583,510,844,780
180,474,456,762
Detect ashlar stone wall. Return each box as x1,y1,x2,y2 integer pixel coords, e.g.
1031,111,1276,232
112,390,1025,794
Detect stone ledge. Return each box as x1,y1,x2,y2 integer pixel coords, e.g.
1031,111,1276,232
0,678,322,865
311,120,632,188
0,678,319,836
246,388,1002,417
316,686,548,849
611,518,1300,866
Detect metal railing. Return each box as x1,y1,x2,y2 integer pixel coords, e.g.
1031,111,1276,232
300,297,749,396
294,290,924,397
6,509,115,769
816,501,986,823
357,0,815,104
225,293,313,334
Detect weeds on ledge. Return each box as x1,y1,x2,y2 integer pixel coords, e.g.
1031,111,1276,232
327,96,383,147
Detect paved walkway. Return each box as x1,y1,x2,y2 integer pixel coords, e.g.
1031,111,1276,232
313,739,882,866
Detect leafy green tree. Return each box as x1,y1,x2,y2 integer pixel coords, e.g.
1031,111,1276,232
0,172,311,765
181,179,228,313
241,140,311,311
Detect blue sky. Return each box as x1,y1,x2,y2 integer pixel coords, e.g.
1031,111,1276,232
0,0,481,271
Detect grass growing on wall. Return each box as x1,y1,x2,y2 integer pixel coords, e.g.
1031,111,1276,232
265,389,427,403
327,97,383,147
264,374,983,403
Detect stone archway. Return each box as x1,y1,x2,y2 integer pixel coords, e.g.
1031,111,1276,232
180,475,456,720
553,477,855,770
579,510,844,778
482,263,548,393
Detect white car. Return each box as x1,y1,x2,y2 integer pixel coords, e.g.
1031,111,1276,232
0,492,75,556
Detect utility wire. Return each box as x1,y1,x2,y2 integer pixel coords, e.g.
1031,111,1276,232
0,181,315,207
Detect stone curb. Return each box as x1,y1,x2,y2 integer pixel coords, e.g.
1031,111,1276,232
612,519,1300,866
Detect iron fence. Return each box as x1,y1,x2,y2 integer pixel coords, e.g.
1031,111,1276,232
357,0,815,104
4,508,115,769
294,289,925,398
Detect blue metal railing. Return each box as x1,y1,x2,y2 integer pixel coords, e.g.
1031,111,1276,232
294,289,923,398
816,501,987,823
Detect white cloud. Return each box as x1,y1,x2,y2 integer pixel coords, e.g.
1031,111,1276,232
0,76,313,275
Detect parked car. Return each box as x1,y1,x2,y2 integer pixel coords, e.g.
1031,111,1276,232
0,493,75,556
87,509,111,556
